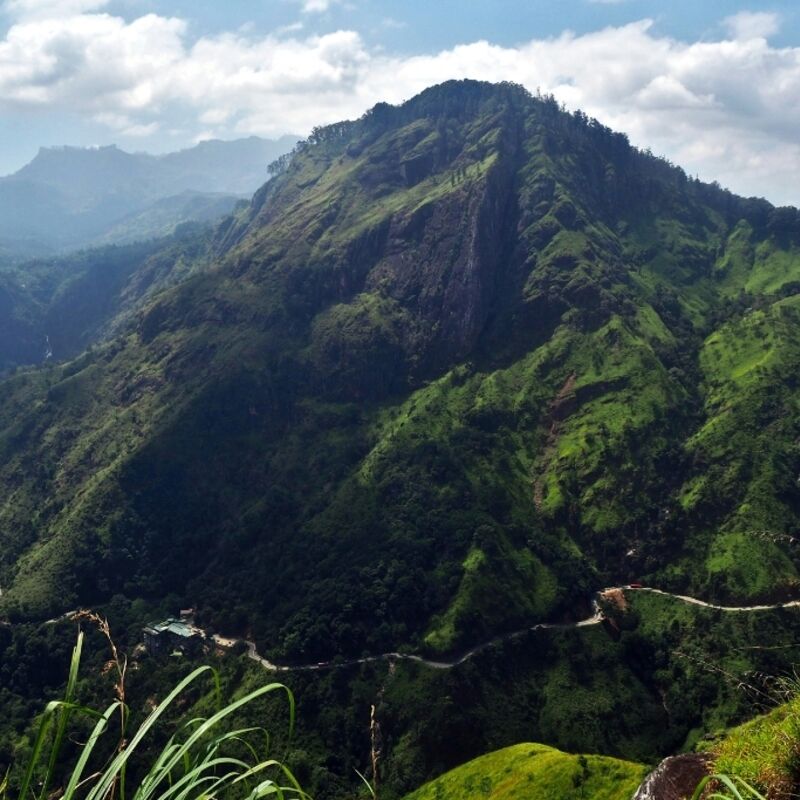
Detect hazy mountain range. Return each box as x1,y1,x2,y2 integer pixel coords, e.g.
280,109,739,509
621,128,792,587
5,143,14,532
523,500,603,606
0,135,298,258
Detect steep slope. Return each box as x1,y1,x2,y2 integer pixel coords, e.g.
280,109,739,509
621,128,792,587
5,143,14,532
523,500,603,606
0,223,219,372
0,136,296,256
705,691,800,797
402,743,647,800
0,272,43,370
1,79,800,671
86,192,241,248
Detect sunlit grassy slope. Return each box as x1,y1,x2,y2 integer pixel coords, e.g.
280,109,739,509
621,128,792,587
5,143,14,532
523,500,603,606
701,686,800,798
402,743,647,800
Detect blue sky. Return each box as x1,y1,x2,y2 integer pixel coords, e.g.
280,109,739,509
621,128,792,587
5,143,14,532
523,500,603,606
93,1,800,53
1,1,800,204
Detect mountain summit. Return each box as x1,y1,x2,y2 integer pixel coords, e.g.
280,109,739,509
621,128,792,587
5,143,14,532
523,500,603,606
1,80,799,668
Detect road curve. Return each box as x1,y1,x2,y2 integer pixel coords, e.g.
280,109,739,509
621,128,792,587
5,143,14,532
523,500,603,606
216,605,606,673
215,586,800,675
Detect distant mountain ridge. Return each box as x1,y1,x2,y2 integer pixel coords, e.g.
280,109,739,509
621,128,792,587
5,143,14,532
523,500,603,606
0,135,298,257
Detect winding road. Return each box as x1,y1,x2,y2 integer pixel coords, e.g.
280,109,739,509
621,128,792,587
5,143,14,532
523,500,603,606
212,586,800,674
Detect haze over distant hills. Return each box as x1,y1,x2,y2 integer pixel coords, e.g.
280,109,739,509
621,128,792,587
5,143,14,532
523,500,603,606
0,135,298,258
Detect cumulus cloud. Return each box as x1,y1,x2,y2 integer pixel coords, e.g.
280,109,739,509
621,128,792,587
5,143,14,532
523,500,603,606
0,12,185,109
0,6,798,203
93,111,159,136
724,11,780,40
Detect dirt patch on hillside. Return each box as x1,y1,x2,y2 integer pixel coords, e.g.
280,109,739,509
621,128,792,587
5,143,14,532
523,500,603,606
533,372,577,510
599,587,628,612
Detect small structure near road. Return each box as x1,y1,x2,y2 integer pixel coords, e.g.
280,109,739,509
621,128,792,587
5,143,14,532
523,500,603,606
599,587,628,612
143,616,205,657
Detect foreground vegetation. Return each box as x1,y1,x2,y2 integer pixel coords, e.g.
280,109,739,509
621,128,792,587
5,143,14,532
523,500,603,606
6,574,800,797
692,776,766,800
2,629,303,800
6,602,800,799
697,682,800,799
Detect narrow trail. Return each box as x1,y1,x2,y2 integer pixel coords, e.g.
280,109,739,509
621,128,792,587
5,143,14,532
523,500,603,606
217,586,800,675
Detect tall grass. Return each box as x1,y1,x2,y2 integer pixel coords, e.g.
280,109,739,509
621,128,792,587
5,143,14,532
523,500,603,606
701,672,800,799
691,775,766,800
1,629,306,800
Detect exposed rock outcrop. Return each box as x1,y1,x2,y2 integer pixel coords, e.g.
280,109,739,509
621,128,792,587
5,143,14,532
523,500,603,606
633,754,711,800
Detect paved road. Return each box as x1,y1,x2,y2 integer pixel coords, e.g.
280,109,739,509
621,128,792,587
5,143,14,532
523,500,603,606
30,586,800,674
223,587,800,674
633,586,800,613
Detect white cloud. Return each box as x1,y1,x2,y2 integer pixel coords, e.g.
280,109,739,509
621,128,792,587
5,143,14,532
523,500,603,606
0,11,186,110
93,111,158,136
724,11,780,40
275,21,304,35
0,8,799,204
119,120,159,136
3,0,109,18
380,17,406,30
193,130,216,144
294,0,338,14
199,107,231,125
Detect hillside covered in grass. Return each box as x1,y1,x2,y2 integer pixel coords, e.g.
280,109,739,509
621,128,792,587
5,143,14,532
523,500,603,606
702,686,800,798
402,743,647,800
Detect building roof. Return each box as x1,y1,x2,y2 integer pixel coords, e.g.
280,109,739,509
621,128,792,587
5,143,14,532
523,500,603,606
144,618,203,639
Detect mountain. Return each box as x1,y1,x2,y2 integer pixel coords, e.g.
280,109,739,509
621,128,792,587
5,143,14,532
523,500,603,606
2,78,799,638
4,79,800,796
86,192,243,248
0,135,297,257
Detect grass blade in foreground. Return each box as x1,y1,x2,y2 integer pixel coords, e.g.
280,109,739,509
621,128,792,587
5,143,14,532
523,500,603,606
5,632,304,800
692,774,767,800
